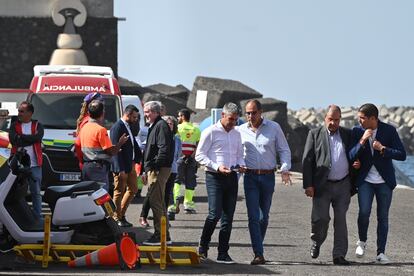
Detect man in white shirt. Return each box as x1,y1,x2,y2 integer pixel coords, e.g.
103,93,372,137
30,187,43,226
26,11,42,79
349,103,406,264
238,100,292,265
195,102,246,264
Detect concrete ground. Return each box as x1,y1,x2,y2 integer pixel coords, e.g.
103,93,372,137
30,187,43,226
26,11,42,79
1,171,414,275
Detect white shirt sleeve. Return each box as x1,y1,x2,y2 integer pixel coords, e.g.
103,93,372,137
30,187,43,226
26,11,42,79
195,127,219,171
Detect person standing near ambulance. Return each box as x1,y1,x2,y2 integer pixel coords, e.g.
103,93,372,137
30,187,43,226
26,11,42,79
110,105,142,227
79,100,128,191
9,102,44,219
74,92,104,170
168,108,201,216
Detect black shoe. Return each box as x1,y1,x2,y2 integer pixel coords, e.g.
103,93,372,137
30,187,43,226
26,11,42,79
217,252,235,264
142,235,172,246
333,256,350,265
198,245,208,260
168,212,175,221
310,242,320,259
0,234,15,253
117,217,133,227
184,208,197,214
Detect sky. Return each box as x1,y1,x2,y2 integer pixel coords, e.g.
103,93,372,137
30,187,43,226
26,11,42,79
114,0,414,110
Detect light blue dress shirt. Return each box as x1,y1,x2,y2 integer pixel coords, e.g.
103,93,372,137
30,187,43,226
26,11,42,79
238,118,291,171
327,129,349,181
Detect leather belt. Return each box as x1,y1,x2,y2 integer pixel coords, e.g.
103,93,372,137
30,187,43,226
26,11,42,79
246,168,275,175
327,175,348,183
84,160,110,166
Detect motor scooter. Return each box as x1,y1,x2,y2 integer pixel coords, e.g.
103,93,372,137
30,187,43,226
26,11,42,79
0,149,120,252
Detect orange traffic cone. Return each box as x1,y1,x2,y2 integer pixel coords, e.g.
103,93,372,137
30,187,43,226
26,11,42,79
0,134,10,148
68,234,138,269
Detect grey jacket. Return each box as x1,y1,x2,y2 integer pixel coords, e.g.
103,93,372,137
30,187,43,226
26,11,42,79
302,126,356,194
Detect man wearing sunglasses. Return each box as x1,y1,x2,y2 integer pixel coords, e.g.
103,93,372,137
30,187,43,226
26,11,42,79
9,102,44,219
238,99,292,265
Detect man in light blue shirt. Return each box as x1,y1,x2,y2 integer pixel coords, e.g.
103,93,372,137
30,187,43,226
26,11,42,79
238,100,292,265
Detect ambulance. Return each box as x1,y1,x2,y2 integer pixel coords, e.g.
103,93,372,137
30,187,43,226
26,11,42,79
28,65,123,188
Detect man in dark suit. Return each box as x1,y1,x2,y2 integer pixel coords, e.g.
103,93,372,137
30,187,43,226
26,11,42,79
110,105,142,227
349,103,406,264
303,105,357,265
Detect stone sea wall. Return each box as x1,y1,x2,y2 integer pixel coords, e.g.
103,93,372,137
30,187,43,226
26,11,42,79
290,106,414,154
121,76,414,172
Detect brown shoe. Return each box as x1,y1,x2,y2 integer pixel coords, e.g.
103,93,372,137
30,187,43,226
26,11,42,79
251,255,266,265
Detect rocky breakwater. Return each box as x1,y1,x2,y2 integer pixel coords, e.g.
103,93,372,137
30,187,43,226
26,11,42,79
186,76,308,172
290,106,414,155
119,75,413,172
119,76,309,172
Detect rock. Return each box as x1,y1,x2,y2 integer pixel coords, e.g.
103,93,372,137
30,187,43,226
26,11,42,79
141,93,188,117
187,76,262,111
407,118,414,128
119,77,190,116
394,106,406,116
191,110,211,124
146,83,190,101
260,111,288,132
239,97,288,129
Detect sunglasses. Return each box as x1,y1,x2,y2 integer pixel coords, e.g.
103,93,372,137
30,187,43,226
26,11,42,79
245,111,258,116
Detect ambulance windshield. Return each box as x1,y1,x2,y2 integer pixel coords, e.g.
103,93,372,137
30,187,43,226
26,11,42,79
30,94,121,129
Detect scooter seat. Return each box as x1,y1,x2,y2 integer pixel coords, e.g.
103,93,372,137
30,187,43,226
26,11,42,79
44,181,103,211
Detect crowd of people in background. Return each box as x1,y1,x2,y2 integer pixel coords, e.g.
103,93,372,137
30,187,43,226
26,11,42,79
8,93,406,266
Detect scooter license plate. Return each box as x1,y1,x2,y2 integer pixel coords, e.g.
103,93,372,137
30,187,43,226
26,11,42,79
103,201,114,217
60,173,81,181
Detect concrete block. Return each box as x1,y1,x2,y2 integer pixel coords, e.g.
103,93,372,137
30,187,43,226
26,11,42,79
187,76,262,111
146,83,190,101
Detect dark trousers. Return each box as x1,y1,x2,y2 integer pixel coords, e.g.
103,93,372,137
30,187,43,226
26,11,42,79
357,181,393,255
141,173,176,218
199,171,238,254
175,156,197,189
82,161,109,191
311,177,351,258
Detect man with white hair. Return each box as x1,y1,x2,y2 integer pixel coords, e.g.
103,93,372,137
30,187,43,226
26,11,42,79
142,101,174,245
196,102,246,264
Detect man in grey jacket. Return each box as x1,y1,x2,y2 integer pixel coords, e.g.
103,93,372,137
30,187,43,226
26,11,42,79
302,105,358,265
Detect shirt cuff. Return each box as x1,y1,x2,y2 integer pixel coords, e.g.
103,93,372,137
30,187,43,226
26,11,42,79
211,163,219,172
280,163,290,172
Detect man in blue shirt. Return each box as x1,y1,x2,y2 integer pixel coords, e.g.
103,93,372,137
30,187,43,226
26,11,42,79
238,100,292,265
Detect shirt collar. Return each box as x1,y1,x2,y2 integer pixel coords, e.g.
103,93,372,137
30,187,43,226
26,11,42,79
247,117,265,129
326,127,339,136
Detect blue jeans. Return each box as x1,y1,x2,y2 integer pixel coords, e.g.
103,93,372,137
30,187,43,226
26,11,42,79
199,172,238,254
357,181,393,254
29,166,42,219
244,173,275,256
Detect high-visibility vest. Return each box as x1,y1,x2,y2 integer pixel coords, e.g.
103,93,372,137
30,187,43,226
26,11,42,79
10,120,43,166
177,122,200,156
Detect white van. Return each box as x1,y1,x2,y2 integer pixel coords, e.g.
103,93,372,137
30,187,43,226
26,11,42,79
121,95,148,151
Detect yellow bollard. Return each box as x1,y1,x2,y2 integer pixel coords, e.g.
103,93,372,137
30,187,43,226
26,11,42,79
160,216,167,270
42,215,51,268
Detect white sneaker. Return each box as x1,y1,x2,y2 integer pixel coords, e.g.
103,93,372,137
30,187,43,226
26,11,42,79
376,253,390,264
355,241,366,257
